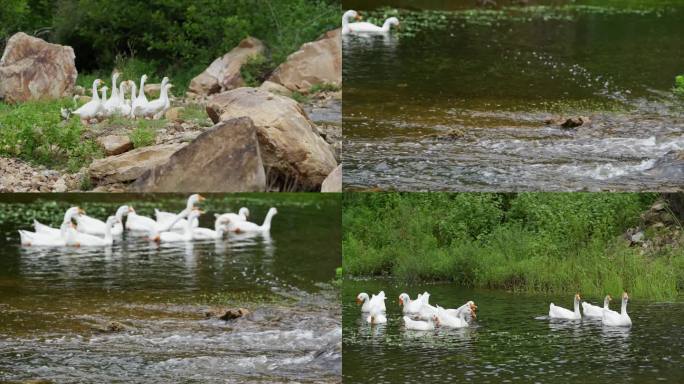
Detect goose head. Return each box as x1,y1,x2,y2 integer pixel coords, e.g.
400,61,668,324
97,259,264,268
398,293,410,305
385,17,400,27
106,215,118,226
188,194,205,207
342,10,361,22
161,76,170,86
574,293,581,305
622,292,629,303
238,207,250,219
268,207,278,216
356,292,369,304
141,74,148,82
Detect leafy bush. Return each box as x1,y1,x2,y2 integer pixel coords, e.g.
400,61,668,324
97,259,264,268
343,193,681,299
0,99,102,171
240,54,274,87
128,122,156,148
674,74,684,95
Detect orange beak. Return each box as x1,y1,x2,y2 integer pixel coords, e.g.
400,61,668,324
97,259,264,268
398,297,403,305
198,195,206,202
355,14,362,20
356,298,362,305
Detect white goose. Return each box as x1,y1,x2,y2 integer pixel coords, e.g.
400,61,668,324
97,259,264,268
214,208,250,231
115,80,132,116
72,79,104,123
582,295,612,319
192,211,229,240
103,72,122,115
549,293,582,320
348,16,400,34
126,80,137,118
149,209,200,243
404,315,437,331
341,10,361,34
445,301,478,322
357,291,387,313
227,207,277,234
75,216,119,246
132,74,149,119
135,77,171,119
75,205,130,236
416,292,439,321
602,292,632,327
366,307,387,325
398,293,423,314
155,194,205,231
20,207,83,246
436,305,470,328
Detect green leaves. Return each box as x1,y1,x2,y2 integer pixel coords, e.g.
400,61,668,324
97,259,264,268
0,99,101,171
674,74,684,95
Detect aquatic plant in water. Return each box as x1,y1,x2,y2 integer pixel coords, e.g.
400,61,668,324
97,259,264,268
674,74,684,96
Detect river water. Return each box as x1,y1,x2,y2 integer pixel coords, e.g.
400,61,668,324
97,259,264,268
343,0,684,191
0,194,341,383
343,280,684,383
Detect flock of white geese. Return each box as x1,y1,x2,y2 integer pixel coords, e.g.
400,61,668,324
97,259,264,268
18,194,277,247
357,291,633,330
357,291,478,330
342,10,400,34
67,72,173,124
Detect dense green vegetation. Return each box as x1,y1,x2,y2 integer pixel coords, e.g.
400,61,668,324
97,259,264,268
343,193,683,300
2,0,339,94
0,98,102,171
675,74,684,96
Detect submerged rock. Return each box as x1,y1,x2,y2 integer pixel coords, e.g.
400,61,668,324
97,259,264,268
0,32,77,103
214,307,251,321
90,320,130,333
131,117,266,192
544,116,591,128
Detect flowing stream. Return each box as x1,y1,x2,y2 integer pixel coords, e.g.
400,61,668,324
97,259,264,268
0,194,341,383
343,280,684,383
343,0,684,191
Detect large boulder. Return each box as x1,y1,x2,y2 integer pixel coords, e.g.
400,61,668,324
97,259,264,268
131,117,266,192
88,143,185,185
0,32,77,103
321,164,342,192
206,87,337,191
188,37,266,97
97,135,133,156
268,29,341,93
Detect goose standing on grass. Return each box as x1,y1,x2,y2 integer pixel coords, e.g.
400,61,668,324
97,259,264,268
116,80,132,116
132,74,149,119
72,79,104,123
549,293,582,320
404,315,437,331
341,10,361,34
398,293,423,314
348,16,400,34
227,207,277,234
75,205,130,237
603,292,632,327
74,216,119,247
98,86,109,118
103,72,122,115
149,209,201,243
127,80,137,118
582,295,612,319
137,77,171,119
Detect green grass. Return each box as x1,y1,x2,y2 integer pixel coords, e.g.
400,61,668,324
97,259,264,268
310,82,341,94
240,54,274,87
128,122,157,148
343,193,682,300
0,98,102,172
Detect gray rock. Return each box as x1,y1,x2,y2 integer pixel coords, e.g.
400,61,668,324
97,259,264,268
89,143,186,185
0,32,77,103
97,135,134,156
321,164,342,192
131,117,266,192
